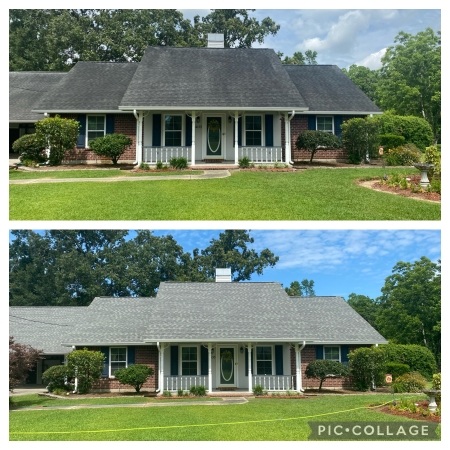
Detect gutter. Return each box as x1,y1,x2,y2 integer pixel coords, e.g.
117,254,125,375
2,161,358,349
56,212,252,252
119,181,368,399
156,342,161,393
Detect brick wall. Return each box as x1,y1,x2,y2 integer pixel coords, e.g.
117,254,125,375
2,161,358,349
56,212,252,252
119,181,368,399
59,114,136,164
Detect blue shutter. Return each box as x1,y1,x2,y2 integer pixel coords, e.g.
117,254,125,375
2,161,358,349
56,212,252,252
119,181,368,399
128,346,135,365
101,347,109,377
200,346,208,376
77,115,86,148
170,346,178,376
316,345,324,360
185,115,192,147
341,345,349,365
275,345,283,375
308,115,316,130
106,114,114,134
152,114,161,146
334,116,343,138
238,117,242,146
265,114,273,146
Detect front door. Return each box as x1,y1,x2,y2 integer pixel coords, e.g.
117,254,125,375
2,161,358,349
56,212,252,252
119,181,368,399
218,347,235,386
205,116,224,159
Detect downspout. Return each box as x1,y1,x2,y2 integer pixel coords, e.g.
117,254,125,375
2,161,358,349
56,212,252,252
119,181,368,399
71,346,78,394
133,109,142,166
296,341,306,393
156,342,161,393
284,110,296,165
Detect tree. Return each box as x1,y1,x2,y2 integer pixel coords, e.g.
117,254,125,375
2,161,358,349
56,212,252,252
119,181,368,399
376,28,441,142
305,360,349,391
285,280,315,296
66,348,105,394
347,293,379,329
341,117,380,164
376,257,441,367
348,346,386,391
35,115,79,165
342,64,380,102
295,130,342,163
114,364,154,392
88,134,132,165
279,50,318,65
9,337,42,390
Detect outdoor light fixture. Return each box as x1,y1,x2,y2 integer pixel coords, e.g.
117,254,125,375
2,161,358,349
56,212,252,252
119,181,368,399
240,346,244,354
228,115,233,124
196,116,200,124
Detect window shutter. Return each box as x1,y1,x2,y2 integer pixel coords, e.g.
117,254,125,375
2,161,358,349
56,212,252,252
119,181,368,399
275,345,283,375
316,345,324,360
238,117,242,146
106,114,114,134
170,345,178,376
128,346,135,365
265,114,273,146
308,115,316,130
101,347,109,377
77,115,86,148
334,116,343,138
185,115,192,147
341,345,349,365
200,346,208,376
152,114,161,146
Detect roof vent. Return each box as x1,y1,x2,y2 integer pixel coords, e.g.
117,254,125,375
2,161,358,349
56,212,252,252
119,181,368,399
215,268,232,282
207,33,224,48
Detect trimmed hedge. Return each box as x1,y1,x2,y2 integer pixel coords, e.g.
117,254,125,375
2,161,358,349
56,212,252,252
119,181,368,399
12,134,47,164
42,365,72,392
379,134,405,149
384,362,410,380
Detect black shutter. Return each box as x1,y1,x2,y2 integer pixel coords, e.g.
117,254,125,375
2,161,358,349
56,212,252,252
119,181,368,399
170,346,178,376
308,115,316,130
316,345,324,360
106,114,114,134
341,345,349,365
334,116,343,138
152,114,161,146
185,115,192,147
200,346,208,376
238,117,242,146
265,114,273,146
101,347,109,377
77,115,86,148
275,345,283,375
128,346,135,365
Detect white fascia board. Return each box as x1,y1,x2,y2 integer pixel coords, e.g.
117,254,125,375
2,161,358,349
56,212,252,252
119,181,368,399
306,111,383,115
119,106,309,112
143,338,319,343
31,110,132,114
61,342,150,347
9,120,39,123
314,340,388,345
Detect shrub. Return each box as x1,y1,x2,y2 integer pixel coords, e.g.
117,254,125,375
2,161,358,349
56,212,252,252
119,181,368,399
238,156,251,168
384,362,410,380
424,145,441,177
348,346,386,391
305,360,349,391
169,157,188,170
177,388,184,397
139,162,150,170
156,161,164,170
392,372,427,393
379,134,405,149
66,348,105,394
253,384,264,396
12,134,47,164
429,178,441,194
432,373,441,390
113,364,154,393
384,145,422,166
162,390,172,397
89,133,132,165
296,130,342,163
42,365,73,392
341,117,380,164
189,385,206,396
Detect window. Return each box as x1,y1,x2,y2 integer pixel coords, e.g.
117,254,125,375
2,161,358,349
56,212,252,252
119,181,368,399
164,115,182,146
181,346,197,375
256,346,272,375
245,115,262,146
87,115,106,147
316,116,334,133
110,347,127,376
324,346,340,361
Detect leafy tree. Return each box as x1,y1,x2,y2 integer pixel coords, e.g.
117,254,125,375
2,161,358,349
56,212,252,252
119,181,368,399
280,50,318,65
88,134,132,165
347,293,379,329
285,280,315,296
9,337,42,390
295,130,342,163
305,360,349,391
376,257,441,368
342,64,380,102
35,115,79,165
114,364,154,392
341,117,380,164
66,348,105,394
376,28,441,142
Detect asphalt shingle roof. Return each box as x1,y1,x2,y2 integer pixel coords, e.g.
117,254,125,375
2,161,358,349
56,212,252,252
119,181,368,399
9,72,66,121
285,65,382,113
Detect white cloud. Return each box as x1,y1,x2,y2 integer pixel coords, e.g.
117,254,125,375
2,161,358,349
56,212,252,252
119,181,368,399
355,48,387,70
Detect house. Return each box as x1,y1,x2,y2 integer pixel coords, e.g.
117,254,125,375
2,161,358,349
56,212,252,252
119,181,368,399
9,269,387,393
10,34,381,166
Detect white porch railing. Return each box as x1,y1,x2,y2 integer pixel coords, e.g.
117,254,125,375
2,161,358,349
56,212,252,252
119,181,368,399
253,375,294,391
164,376,208,392
239,146,283,163
143,146,191,164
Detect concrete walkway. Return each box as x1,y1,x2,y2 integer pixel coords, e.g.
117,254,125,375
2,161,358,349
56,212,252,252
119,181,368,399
9,170,231,184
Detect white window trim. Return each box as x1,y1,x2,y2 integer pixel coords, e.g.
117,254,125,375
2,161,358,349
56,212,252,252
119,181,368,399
243,114,265,147
323,345,341,362
162,114,185,147
316,115,334,134
180,345,200,376
109,346,128,377
86,114,106,148
254,344,274,375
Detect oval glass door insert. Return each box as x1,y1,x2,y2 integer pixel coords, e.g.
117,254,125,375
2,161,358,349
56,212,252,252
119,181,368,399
220,348,234,384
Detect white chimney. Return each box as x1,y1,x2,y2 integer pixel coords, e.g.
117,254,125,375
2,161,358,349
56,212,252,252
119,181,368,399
215,268,232,282
207,33,224,48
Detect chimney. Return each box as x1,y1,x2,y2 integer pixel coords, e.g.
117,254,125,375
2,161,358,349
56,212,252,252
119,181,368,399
215,268,232,282
207,33,224,48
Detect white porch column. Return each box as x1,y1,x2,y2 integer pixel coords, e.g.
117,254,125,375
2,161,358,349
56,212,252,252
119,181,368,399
284,112,290,164
295,343,301,392
247,343,253,393
234,111,239,164
208,343,213,393
191,110,196,166
157,343,165,396
133,110,143,165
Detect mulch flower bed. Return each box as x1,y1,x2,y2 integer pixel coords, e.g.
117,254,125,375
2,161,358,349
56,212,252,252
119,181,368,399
378,400,441,423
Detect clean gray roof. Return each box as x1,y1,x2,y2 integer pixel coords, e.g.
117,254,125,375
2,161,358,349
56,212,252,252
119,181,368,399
9,306,87,354
33,62,138,112
285,65,382,113
9,72,66,121
120,47,307,110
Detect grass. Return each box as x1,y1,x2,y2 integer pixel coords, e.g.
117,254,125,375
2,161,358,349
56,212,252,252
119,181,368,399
9,168,440,220
10,393,439,441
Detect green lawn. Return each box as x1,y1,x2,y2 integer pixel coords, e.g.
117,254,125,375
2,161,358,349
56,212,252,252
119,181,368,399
10,393,439,441
9,168,440,220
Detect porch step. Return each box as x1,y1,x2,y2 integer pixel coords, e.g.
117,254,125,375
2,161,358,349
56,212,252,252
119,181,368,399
191,165,238,170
